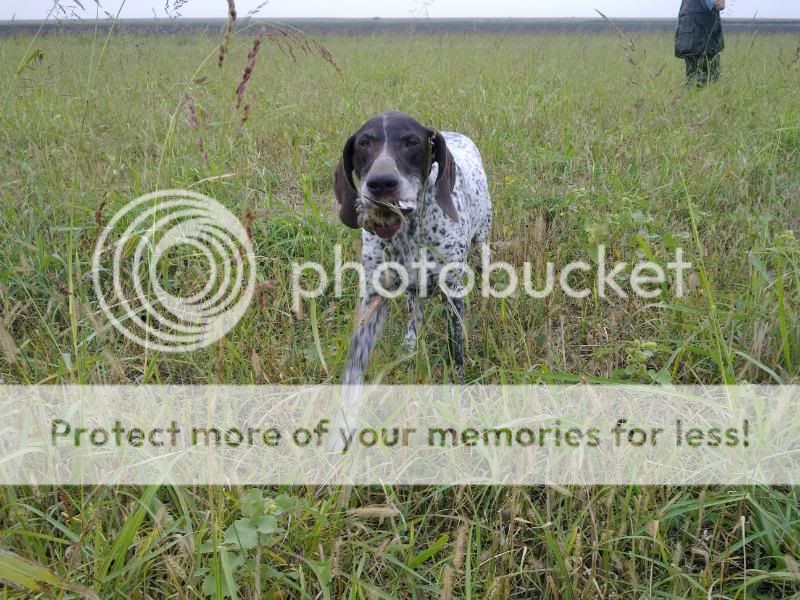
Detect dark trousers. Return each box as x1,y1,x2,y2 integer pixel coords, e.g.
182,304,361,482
685,54,721,86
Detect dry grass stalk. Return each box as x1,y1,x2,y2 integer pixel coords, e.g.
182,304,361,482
245,0,270,20
346,505,401,520
244,208,255,244
85,194,107,251
595,9,640,67
240,103,251,124
184,93,209,168
236,30,264,109
265,24,342,75
94,196,106,230
790,40,800,68
165,0,189,19
251,349,264,381
233,23,341,124
441,565,454,600
215,338,224,383
331,538,342,577
0,319,19,365
647,519,660,538
102,349,129,383
452,523,468,570
218,0,237,68
257,280,275,313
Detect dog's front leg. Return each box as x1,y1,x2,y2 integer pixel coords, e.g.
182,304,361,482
344,294,389,386
332,295,389,450
401,290,424,353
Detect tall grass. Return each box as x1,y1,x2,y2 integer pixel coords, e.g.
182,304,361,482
0,24,798,598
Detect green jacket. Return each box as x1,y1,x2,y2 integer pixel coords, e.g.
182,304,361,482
675,0,724,58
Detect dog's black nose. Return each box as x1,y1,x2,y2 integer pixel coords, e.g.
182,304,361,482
366,175,399,196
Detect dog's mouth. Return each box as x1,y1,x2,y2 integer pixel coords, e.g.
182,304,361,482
360,203,414,239
372,221,402,239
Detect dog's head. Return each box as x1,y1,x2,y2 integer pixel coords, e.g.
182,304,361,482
334,112,457,239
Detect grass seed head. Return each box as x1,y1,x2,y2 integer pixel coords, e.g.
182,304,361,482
218,0,237,68
453,523,468,570
184,93,210,168
0,319,19,365
236,30,263,109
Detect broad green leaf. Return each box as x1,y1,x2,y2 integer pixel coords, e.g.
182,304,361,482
648,368,673,386
202,553,244,598
242,489,266,521
307,560,332,600
224,519,258,550
257,515,280,535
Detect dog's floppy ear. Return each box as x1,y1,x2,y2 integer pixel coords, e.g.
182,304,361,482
430,130,458,222
334,135,359,229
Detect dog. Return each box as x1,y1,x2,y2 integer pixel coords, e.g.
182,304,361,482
332,112,492,440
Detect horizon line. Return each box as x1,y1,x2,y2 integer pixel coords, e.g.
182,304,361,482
4,15,797,23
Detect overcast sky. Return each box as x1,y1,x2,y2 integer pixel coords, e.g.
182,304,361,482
4,0,800,20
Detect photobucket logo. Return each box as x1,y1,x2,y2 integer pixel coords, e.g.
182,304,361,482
92,190,256,352
292,245,692,309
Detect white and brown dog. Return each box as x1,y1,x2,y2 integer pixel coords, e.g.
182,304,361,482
333,112,492,438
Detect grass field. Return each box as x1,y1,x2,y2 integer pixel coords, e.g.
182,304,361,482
0,20,799,598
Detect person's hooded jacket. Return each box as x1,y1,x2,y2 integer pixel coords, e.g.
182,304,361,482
675,0,724,58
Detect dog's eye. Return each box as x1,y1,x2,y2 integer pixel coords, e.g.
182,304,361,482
359,138,372,148
405,138,420,148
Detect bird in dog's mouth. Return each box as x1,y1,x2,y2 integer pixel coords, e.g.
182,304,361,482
358,203,413,239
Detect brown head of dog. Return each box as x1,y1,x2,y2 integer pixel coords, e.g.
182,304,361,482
334,112,457,239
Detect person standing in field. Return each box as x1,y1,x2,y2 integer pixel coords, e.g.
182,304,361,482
675,0,725,86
